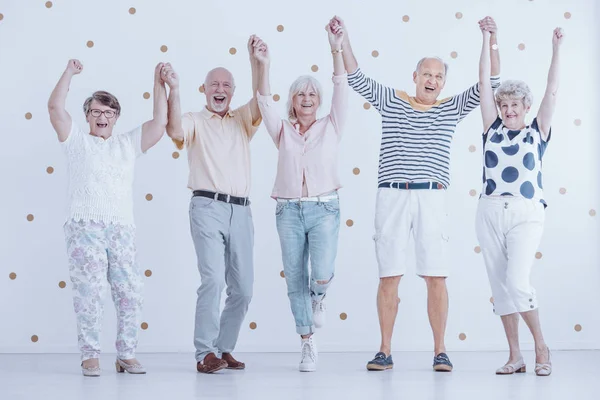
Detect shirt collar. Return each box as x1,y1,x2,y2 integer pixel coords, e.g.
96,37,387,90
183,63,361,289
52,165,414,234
200,106,235,120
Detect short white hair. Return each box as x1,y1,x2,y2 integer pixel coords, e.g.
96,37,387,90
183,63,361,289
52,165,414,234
287,75,323,121
415,57,449,76
495,80,533,108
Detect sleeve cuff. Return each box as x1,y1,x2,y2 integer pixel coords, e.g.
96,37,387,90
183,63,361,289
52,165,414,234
332,72,348,83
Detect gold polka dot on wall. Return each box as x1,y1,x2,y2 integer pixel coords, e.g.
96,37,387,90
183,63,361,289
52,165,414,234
353,167,360,175
129,7,136,15
87,41,94,48
160,45,168,53
340,313,348,320
455,12,463,19
574,324,582,332
273,94,280,102
45,1,53,8
363,102,371,110
402,15,410,22
311,65,319,72
469,145,476,152
474,246,481,254
58,281,66,289
346,219,354,227
564,12,572,19
31,335,39,343
0,13,3,21
277,24,284,32
372,50,379,58
535,252,543,259
145,194,153,201
141,322,148,330
143,92,150,100
469,189,477,197
459,333,467,341
144,269,152,277
46,166,54,174
280,270,285,278
172,151,180,159
249,322,257,330
9,272,16,280
559,187,567,195
199,85,205,93
590,209,596,217
27,214,34,222
229,47,237,55
25,112,32,120
518,43,526,51
450,51,458,59
574,119,581,126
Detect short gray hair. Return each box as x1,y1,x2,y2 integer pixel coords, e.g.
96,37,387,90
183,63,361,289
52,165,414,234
83,91,121,116
286,75,323,121
415,57,449,77
495,80,533,108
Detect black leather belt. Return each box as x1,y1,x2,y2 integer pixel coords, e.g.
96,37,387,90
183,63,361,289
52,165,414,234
193,190,250,206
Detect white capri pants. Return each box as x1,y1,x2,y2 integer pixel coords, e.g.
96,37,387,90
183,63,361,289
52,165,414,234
475,196,545,316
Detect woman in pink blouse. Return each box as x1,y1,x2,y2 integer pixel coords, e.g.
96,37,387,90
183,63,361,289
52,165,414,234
255,21,347,372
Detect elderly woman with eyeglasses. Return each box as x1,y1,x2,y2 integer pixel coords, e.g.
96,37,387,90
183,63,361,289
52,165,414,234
254,22,347,372
476,21,564,376
47,59,172,376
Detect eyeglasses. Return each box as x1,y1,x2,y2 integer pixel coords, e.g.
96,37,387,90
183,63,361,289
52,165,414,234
88,109,117,118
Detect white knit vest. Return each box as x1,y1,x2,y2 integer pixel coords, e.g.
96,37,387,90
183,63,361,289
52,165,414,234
61,122,143,225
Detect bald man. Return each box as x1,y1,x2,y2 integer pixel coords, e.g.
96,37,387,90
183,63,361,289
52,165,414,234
165,36,267,374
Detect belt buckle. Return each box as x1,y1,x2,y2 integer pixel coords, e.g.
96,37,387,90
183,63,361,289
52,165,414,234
213,192,218,201
226,194,231,203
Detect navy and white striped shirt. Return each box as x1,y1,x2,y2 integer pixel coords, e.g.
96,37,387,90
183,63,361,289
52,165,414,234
348,68,501,188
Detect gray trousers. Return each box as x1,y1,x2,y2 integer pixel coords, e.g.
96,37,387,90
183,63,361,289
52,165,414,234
189,195,254,362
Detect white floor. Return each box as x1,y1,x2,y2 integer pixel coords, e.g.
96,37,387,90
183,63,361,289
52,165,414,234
0,351,594,400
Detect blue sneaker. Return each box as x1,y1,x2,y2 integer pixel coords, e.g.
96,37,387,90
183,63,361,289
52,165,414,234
433,352,453,372
366,352,393,371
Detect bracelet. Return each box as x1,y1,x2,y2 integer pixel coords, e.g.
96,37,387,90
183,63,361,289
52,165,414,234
331,48,343,54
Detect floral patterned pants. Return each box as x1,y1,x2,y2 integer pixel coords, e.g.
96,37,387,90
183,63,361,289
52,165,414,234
64,219,143,361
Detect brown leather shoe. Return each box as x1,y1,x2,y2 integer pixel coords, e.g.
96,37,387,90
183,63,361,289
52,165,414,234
222,353,245,370
196,353,227,374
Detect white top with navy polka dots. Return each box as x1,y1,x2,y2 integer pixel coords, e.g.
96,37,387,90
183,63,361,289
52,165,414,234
481,117,550,206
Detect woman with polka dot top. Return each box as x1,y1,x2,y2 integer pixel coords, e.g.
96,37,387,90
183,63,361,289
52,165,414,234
476,20,564,377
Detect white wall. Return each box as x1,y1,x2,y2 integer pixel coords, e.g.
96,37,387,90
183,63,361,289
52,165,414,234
0,0,598,354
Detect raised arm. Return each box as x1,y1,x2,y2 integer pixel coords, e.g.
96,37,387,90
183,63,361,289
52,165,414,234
48,59,82,142
329,16,392,112
165,64,184,145
247,35,263,125
326,20,348,135
253,38,283,145
536,28,563,141
140,63,169,153
478,19,499,132
331,16,358,74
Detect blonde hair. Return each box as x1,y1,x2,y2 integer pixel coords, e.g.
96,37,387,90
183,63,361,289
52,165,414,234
495,80,533,108
286,75,323,121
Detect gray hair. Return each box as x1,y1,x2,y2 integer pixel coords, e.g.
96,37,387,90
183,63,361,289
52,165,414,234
287,75,323,121
495,80,533,108
415,57,449,76
83,91,121,116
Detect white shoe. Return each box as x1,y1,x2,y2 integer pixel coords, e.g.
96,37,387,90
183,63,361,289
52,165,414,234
312,295,326,328
299,336,318,372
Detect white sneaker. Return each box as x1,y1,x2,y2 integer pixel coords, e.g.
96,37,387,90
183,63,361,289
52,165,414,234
299,336,318,372
312,295,326,328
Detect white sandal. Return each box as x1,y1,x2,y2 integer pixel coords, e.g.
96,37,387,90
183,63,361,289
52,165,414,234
535,348,552,376
496,358,526,375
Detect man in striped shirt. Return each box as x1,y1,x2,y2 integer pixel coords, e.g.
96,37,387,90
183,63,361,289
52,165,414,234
329,16,501,372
